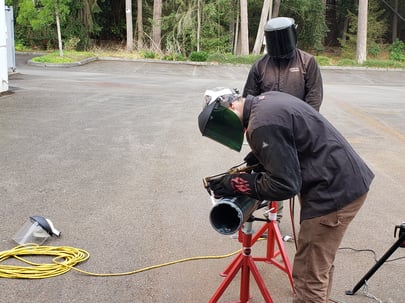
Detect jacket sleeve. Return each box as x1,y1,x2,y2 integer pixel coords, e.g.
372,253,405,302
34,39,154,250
303,56,323,111
248,124,302,201
242,62,262,97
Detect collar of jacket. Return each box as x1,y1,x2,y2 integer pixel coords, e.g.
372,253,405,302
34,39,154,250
243,95,254,129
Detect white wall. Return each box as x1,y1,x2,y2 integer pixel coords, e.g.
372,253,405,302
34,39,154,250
0,0,9,93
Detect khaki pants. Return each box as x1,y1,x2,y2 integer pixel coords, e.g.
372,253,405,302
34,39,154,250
292,194,367,303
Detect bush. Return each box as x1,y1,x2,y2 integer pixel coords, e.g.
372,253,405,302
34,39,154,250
368,43,382,57
64,37,81,51
315,56,330,66
389,39,405,61
189,51,208,62
162,53,187,61
142,51,157,59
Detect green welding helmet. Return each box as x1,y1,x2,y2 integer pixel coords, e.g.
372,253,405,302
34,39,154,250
198,88,244,152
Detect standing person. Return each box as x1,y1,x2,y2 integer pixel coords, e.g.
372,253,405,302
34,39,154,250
243,17,324,222
243,16,323,110
198,87,374,303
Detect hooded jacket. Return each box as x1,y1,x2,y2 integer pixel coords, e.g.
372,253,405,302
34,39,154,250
243,91,374,221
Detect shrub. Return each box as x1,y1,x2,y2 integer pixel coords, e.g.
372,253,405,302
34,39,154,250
64,37,81,51
189,51,208,62
389,39,405,61
142,51,156,59
315,56,330,66
162,53,186,61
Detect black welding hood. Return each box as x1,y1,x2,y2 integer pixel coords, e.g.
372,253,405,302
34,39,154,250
198,88,244,152
264,17,297,59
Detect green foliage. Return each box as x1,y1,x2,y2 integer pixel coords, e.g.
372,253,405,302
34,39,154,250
279,0,328,51
31,51,95,63
315,56,330,66
389,39,405,61
337,58,357,66
14,0,72,50
363,59,404,68
8,0,405,60
64,37,81,51
206,53,261,65
339,0,388,59
141,51,157,59
14,40,30,51
368,43,382,57
32,55,75,64
199,0,234,53
162,53,187,61
189,51,208,62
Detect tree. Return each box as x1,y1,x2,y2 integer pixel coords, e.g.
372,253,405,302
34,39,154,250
279,0,328,51
136,0,143,49
16,0,71,54
152,0,162,52
356,0,368,63
126,0,133,51
252,0,271,55
239,0,249,55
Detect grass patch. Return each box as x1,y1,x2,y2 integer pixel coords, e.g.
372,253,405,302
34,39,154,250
31,51,95,64
207,53,262,65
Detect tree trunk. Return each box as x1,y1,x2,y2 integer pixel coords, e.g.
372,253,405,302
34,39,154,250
233,4,240,54
55,9,63,57
356,0,368,64
126,0,133,51
137,0,143,49
272,0,280,17
152,0,162,52
392,0,398,42
252,0,271,55
197,0,201,52
239,0,249,55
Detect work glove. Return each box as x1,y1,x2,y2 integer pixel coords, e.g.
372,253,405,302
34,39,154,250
208,173,260,199
243,152,264,172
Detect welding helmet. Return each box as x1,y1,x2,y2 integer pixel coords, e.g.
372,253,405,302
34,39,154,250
12,216,61,245
264,17,297,59
198,88,244,152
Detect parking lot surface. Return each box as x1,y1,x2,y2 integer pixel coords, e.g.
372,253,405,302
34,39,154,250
0,55,404,303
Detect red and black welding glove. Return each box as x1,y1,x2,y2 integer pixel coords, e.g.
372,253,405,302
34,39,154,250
208,173,260,199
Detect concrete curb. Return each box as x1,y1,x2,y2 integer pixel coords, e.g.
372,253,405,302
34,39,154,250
17,51,405,72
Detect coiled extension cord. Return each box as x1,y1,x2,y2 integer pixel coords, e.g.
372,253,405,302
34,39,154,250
0,243,241,279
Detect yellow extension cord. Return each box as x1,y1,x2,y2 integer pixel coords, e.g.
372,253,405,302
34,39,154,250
0,243,351,303
0,243,242,279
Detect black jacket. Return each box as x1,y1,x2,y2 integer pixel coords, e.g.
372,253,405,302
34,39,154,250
243,49,323,111
243,92,374,221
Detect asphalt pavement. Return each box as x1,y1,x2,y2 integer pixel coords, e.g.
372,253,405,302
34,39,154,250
0,54,404,303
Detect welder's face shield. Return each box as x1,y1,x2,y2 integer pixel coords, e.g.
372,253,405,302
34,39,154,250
12,216,61,245
264,17,297,59
198,101,244,152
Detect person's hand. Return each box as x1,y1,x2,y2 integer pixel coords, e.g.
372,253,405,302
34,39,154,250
243,152,264,172
243,151,259,166
208,173,258,198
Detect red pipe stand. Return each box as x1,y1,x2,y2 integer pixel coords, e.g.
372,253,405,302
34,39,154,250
209,202,295,303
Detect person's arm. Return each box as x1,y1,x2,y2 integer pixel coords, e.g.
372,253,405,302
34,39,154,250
303,56,323,111
249,124,302,201
242,63,262,97
208,124,302,201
